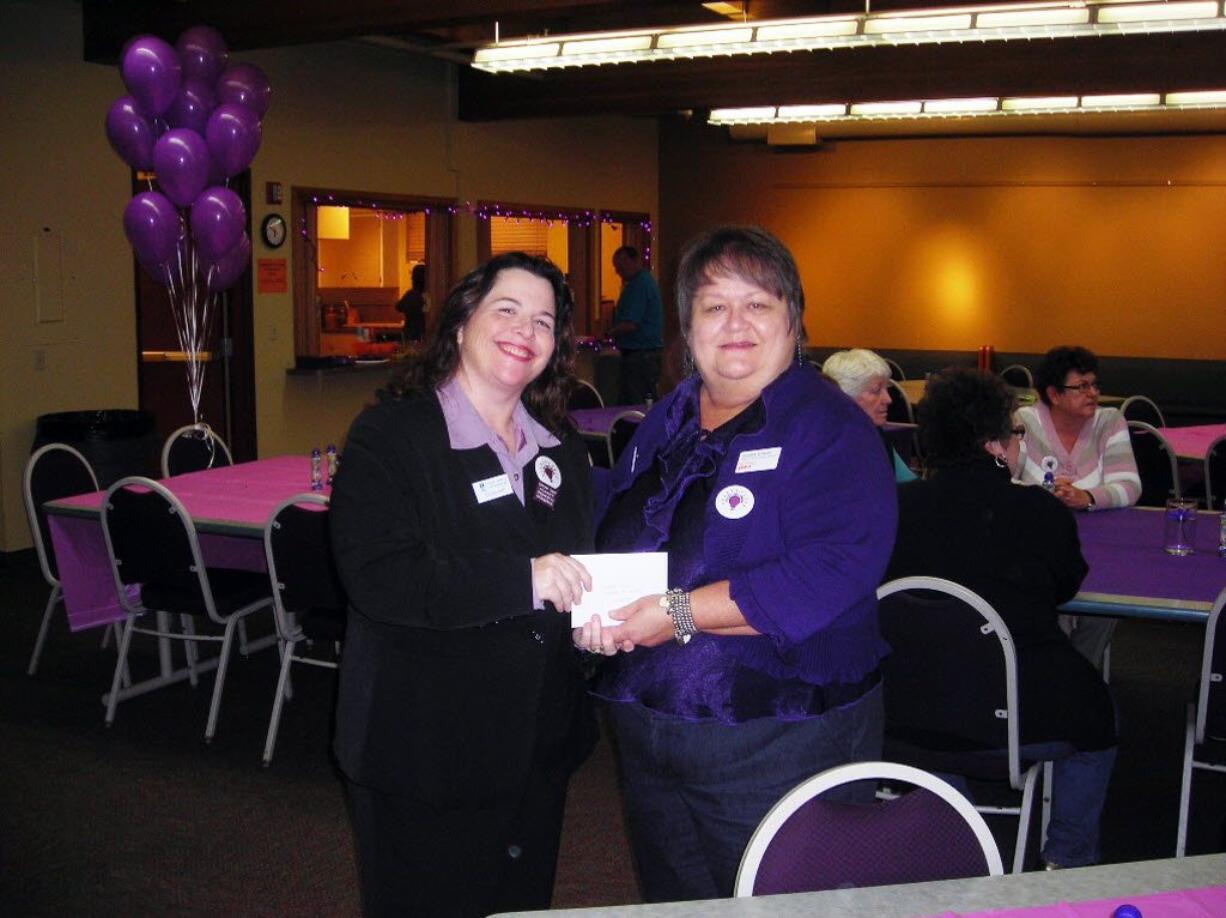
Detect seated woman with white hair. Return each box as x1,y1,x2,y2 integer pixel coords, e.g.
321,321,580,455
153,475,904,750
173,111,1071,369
821,348,917,483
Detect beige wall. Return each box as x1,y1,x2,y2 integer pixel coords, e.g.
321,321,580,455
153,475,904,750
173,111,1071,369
0,1,657,551
659,117,1226,361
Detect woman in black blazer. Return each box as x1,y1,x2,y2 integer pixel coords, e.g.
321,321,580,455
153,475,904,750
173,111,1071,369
886,367,1117,869
329,252,597,917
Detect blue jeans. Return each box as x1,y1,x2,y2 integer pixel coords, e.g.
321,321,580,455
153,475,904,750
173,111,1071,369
607,683,883,903
939,741,1117,868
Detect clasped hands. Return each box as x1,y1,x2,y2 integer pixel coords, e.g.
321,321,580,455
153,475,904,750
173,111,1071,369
531,553,674,656
1051,476,1093,510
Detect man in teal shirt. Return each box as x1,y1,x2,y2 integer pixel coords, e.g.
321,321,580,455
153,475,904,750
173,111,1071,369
608,246,664,405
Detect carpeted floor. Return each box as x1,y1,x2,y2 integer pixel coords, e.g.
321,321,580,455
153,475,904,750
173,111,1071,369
0,547,1221,916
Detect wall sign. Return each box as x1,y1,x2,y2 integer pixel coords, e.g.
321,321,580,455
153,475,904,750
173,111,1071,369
257,258,287,293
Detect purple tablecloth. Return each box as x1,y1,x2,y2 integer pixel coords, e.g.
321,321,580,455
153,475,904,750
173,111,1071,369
571,405,647,436
47,456,323,631
1076,507,1224,608
1159,424,1226,461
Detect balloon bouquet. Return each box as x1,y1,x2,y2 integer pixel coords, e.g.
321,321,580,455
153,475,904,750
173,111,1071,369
105,25,269,426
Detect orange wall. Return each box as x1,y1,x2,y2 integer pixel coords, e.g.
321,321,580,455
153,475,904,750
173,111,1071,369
660,119,1226,360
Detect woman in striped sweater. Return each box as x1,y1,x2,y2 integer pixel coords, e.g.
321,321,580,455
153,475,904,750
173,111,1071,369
1016,346,1140,511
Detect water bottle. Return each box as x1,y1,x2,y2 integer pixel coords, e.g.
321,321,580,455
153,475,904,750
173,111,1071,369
1218,511,1226,559
326,444,339,485
310,447,324,491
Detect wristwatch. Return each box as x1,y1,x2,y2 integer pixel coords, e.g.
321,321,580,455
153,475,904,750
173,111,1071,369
659,589,698,646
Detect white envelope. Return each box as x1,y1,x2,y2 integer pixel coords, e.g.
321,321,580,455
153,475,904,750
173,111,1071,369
569,552,668,628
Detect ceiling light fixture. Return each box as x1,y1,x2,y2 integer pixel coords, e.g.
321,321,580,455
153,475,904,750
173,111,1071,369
708,89,1226,124
471,0,1226,73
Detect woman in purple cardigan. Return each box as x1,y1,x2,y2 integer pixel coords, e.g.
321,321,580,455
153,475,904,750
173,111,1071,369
574,226,897,902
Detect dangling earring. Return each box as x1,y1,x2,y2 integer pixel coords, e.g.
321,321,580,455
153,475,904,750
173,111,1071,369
682,349,696,377
796,338,806,366
993,454,1008,469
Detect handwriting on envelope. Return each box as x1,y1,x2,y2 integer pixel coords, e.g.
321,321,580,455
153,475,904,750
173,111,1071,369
569,552,668,628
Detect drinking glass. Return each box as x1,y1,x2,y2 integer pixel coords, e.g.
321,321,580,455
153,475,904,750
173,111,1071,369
1163,498,1198,556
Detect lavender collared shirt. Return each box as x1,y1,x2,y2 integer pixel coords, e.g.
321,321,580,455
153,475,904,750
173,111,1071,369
436,376,561,609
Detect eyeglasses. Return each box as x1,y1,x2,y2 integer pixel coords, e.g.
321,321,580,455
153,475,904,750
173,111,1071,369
1059,380,1101,394
1010,426,1026,438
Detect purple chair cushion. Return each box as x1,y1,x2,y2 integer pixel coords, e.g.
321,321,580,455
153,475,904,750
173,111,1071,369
753,786,991,896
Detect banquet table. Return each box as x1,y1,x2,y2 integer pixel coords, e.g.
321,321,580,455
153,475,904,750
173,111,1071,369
493,854,1225,918
43,456,323,703
1063,506,1224,624
1157,424,1226,461
572,405,647,438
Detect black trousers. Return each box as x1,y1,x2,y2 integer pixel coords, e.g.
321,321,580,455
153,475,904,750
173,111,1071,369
345,768,569,918
617,349,662,406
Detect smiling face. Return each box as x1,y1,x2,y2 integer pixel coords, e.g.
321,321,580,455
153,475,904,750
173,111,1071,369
855,375,893,428
687,271,796,397
456,267,557,400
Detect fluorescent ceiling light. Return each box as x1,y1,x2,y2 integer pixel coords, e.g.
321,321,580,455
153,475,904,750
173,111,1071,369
656,27,753,48
709,90,1226,125
471,0,1226,73
1002,95,1081,110
1097,1,1218,22
851,100,925,115
777,103,848,119
1081,92,1162,107
976,8,1091,27
923,97,1000,113
1166,89,1226,104
865,14,974,33
562,36,653,55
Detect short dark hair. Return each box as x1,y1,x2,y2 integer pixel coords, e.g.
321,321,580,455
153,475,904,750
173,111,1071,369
382,252,576,433
674,225,805,341
613,245,638,262
1033,346,1099,406
917,367,1015,469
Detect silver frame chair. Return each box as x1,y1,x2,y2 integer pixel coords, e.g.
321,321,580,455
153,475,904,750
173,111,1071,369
1203,433,1226,511
101,476,272,742
877,576,1047,874
606,408,646,468
735,760,1004,897
1126,420,1181,505
568,378,605,410
262,492,344,766
1120,395,1167,429
883,357,906,381
1175,588,1226,857
22,443,125,675
999,364,1034,389
885,379,915,425
161,422,235,478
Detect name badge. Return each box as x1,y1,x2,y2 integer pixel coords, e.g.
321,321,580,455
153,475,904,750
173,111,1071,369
472,474,513,504
735,447,781,474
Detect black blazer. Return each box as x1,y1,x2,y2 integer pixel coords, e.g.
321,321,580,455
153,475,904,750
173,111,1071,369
886,460,1116,751
329,391,597,803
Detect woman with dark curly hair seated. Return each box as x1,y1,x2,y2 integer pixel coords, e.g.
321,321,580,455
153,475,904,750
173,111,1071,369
885,366,1117,869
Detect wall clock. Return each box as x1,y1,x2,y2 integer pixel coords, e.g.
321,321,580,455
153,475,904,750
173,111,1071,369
261,213,287,249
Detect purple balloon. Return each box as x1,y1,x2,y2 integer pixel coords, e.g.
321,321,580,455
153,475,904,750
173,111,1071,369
121,35,182,117
204,103,262,178
190,186,246,260
123,191,183,266
215,63,271,117
176,25,229,85
152,128,211,206
205,232,251,292
105,96,157,170
138,257,176,287
165,77,216,135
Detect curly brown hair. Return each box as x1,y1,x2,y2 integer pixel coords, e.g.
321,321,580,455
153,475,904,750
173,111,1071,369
380,252,577,433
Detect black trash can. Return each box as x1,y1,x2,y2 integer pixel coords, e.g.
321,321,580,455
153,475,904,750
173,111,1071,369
32,409,160,489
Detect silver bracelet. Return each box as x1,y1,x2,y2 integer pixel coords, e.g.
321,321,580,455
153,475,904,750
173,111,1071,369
659,589,697,646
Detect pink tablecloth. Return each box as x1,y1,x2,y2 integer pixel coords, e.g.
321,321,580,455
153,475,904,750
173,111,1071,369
47,456,324,631
930,883,1226,917
1158,424,1226,461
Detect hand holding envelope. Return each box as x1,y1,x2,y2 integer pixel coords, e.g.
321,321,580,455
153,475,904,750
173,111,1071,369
569,552,668,654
